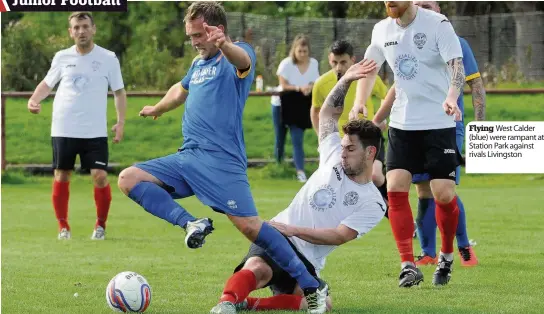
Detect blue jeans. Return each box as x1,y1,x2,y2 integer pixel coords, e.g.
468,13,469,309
272,105,305,171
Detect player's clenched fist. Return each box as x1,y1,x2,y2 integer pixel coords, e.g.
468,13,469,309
28,99,41,114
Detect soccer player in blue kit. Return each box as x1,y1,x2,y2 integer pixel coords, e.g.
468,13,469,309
117,2,329,313
374,0,487,269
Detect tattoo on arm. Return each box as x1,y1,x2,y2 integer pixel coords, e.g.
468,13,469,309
467,77,486,120
319,80,350,142
447,57,465,94
319,118,339,142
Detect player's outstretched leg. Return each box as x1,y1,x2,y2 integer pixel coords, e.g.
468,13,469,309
118,164,212,248
229,216,327,314
254,223,327,314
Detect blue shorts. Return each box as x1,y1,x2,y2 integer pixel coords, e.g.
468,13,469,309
412,125,464,185
134,148,258,217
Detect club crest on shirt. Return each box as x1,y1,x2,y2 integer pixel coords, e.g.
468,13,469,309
72,75,89,93
309,184,336,212
413,33,427,49
394,54,419,80
92,61,101,72
343,191,359,206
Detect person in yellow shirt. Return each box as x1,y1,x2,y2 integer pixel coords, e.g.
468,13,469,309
311,40,388,202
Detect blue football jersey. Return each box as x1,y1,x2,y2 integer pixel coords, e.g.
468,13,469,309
457,37,480,123
180,42,256,166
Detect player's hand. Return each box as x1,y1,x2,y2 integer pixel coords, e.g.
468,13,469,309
269,221,298,237
139,105,161,120
28,99,41,114
203,23,226,49
342,59,377,83
112,122,124,143
349,105,362,120
443,97,462,121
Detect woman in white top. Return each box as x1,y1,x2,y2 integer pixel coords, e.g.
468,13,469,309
275,34,320,183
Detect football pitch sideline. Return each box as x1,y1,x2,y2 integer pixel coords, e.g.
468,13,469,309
2,170,544,313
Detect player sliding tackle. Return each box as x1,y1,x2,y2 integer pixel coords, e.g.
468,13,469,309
210,59,385,313
117,2,328,314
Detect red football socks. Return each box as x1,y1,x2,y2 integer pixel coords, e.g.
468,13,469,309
52,180,70,230
435,196,460,254
94,184,112,229
219,270,257,304
387,191,415,263
246,295,303,310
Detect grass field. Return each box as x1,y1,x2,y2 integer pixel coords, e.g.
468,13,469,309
4,93,544,165
3,92,544,312
2,169,544,313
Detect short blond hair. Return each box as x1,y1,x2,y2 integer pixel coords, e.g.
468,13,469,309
184,1,228,35
68,12,94,26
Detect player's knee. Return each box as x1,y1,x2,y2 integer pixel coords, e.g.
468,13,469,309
54,169,71,182
430,180,456,203
117,167,141,195
372,161,385,185
230,216,261,241
415,182,433,199
386,169,411,192
372,172,385,187
242,257,272,287
91,170,108,187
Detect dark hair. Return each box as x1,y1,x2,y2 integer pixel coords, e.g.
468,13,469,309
69,12,94,26
184,1,228,35
342,119,383,159
289,34,311,64
330,40,354,57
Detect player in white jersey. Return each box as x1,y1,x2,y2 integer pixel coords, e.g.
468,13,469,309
210,60,384,313
352,1,465,287
27,12,127,241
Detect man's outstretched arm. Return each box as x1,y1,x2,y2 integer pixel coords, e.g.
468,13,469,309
317,80,349,143
319,59,377,144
